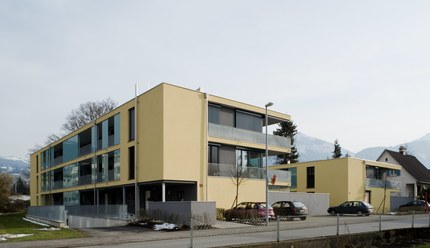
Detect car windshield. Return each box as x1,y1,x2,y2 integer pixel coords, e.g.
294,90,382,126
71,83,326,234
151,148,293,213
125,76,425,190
363,202,372,208
293,202,305,208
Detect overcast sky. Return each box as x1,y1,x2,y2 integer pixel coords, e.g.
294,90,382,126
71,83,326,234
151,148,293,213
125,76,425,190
1,1,430,159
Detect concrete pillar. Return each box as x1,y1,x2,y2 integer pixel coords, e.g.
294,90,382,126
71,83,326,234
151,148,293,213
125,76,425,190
122,187,126,205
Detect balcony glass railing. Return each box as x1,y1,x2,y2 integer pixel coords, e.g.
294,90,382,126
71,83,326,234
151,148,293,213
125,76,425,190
208,163,291,184
365,178,400,190
208,123,291,148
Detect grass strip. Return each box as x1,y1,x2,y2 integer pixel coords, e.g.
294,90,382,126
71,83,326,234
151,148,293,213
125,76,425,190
0,213,88,242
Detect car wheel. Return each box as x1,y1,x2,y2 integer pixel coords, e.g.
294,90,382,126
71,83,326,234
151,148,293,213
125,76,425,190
330,210,336,216
357,210,363,216
300,216,306,221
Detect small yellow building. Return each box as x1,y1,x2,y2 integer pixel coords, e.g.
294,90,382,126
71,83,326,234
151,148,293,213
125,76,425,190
30,83,292,213
271,157,401,213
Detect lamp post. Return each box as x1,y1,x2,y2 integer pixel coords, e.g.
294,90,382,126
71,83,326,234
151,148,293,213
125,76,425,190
265,102,273,225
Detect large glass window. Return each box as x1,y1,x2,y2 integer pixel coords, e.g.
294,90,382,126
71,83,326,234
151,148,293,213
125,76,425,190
64,191,79,206
63,135,78,163
236,110,263,132
41,172,49,191
236,149,263,168
129,108,135,141
63,163,78,188
288,167,297,188
53,144,63,166
53,169,63,190
79,128,92,156
78,159,92,186
114,150,120,181
41,151,47,170
236,149,248,168
102,120,109,149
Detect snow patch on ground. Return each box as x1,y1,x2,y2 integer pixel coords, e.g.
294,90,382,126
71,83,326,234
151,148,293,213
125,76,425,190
37,227,61,231
23,217,50,227
153,223,178,231
0,234,33,241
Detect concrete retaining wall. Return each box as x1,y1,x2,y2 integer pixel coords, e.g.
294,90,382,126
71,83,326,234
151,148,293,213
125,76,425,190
148,201,216,226
269,192,330,216
241,227,430,248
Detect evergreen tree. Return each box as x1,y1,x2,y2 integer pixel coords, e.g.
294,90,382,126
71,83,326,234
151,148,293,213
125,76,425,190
16,177,24,195
273,121,300,164
332,139,342,158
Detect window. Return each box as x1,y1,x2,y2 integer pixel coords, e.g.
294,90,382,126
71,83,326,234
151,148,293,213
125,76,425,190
53,144,63,166
63,135,78,163
79,128,92,156
36,155,39,173
208,145,219,164
306,166,315,188
129,146,135,179
288,167,297,188
236,149,263,168
129,108,135,140
235,110,263,132
208,104,220,124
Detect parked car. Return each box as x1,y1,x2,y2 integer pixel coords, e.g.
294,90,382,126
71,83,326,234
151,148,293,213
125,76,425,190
398,200,430,212
327,201,373,216
272,201,308,220
224,202,275,221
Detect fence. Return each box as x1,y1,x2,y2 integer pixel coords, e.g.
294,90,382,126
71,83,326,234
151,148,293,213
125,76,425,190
27,205,66,222
65,204,131,220
27,204,131,228
190,212,430,248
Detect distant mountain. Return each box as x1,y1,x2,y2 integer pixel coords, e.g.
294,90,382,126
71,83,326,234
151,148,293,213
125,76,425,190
0,156,30,183
295,132,430,169
295,132,355,162
355,133,430,168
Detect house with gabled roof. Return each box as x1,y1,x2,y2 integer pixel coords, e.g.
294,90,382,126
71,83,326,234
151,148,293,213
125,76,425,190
377,146,430,198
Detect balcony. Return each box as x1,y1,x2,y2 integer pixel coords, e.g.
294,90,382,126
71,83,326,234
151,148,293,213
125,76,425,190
208,163,291,185
208,123,291,148
366,178,400,190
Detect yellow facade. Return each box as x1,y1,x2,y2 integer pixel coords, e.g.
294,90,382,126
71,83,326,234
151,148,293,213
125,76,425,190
271,157,401,213
30,83,291,210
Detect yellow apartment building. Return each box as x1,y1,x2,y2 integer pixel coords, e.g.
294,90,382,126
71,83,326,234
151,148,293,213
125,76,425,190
30,83,291,213
271,157,401,213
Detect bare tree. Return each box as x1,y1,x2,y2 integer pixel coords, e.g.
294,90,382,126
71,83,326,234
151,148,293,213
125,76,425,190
0,173,13,212
230,165,249,208
62,98,117,132
28,98,117,155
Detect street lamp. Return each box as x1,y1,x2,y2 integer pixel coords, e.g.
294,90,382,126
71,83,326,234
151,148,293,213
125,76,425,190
265,102,273,225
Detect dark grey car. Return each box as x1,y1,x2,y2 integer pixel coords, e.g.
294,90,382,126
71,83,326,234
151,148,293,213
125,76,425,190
272,201,308,220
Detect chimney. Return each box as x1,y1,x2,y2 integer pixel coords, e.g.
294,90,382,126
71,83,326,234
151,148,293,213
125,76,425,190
399,146,407,155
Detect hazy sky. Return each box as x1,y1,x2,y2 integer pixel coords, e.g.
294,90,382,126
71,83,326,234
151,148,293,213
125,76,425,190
2,1,430,159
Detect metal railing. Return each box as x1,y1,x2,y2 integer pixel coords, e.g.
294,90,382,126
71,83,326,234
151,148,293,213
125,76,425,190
208,123,291,148
65,204,131,220
208,163,290,183
27,205,66,222
366,178,401,189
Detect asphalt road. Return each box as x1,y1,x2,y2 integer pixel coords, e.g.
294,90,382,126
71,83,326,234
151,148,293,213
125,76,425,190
2,213,429,248
81,214,430,248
